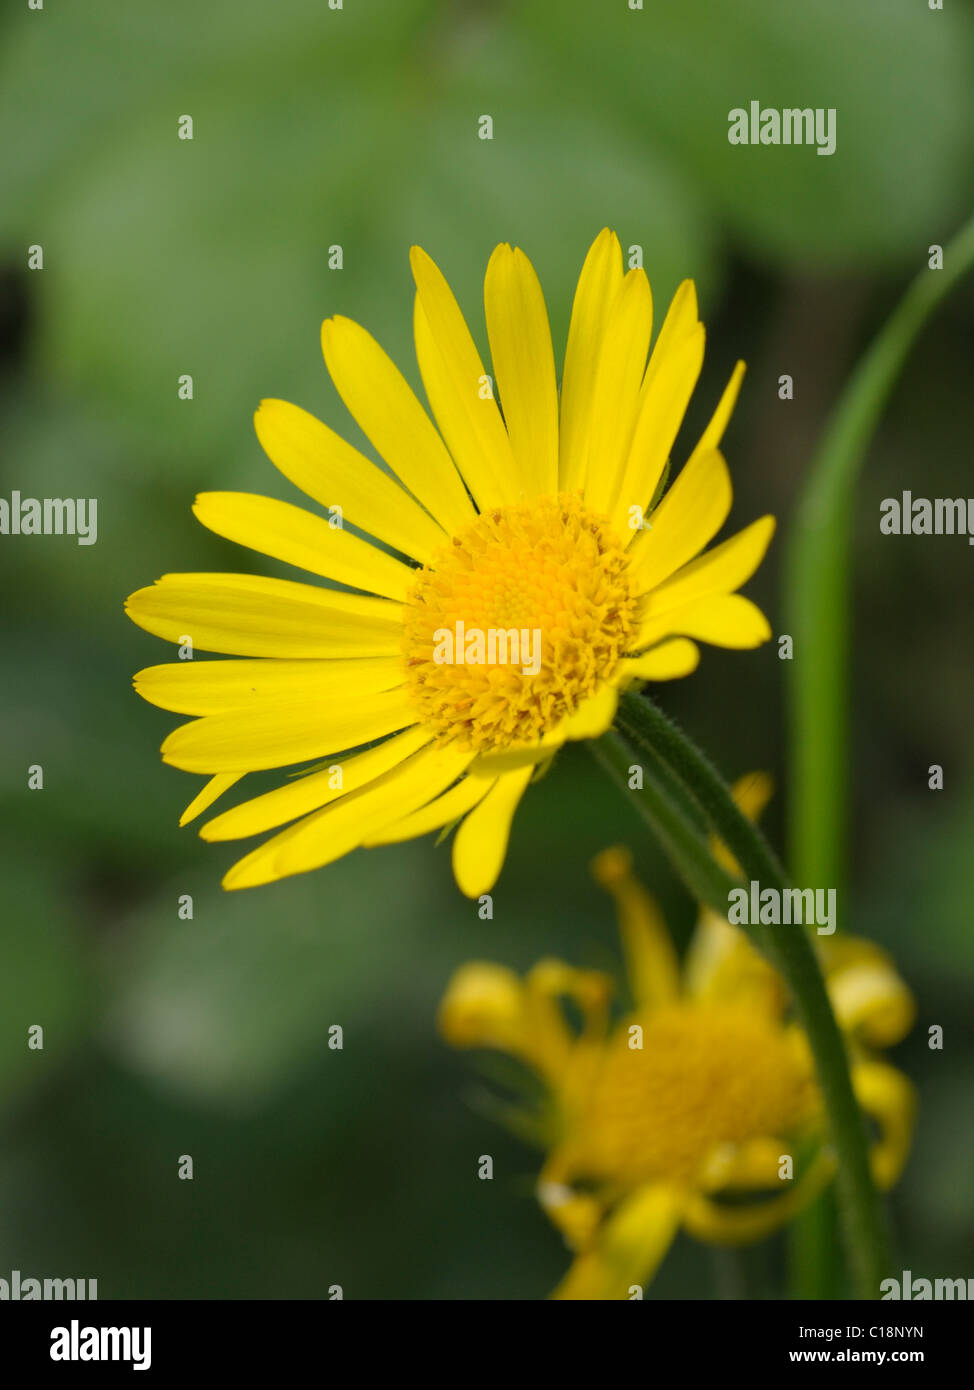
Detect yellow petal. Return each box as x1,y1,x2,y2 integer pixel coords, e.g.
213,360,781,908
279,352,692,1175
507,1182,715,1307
179,773,242,827
730,770,774,824
681,1151,834,1244
691,359,746,460
643,515,776,615
582,269,654,515
684,909,787,1019
537,1177,604,1251
321,315,474,535
611,278,694,542
438,960,579,1084
134,656,404,717
640,280,698,404
618,638,700,682
559,229,624,492
627,447,733,595
192,491,414,601
253,398,446,561
527,959,614,1038
451,764,534,898
562,683,619,741
634,594,771,652
852,1060,916,1190
200,727,431,841
363,770,495,846
484,244,559,496
160,687,419,773
590,846,680,1009
470,735,563,776
610,319,705,536
626,355,746,562
824,936,916,1048
411,246,519,508
551,1185,684,1300
702,1136,791,1192
439,962,536,1051
223,742,473,889
125,573,403,658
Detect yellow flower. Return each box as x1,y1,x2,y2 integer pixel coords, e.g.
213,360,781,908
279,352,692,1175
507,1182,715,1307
439,779,916,1299
126,231,774,894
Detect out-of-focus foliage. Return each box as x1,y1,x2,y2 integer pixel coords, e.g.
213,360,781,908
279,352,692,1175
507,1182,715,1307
1,0,972,1297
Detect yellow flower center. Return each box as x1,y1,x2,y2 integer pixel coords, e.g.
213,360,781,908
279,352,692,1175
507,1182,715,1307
401,493,636,752
569,1004,817,1187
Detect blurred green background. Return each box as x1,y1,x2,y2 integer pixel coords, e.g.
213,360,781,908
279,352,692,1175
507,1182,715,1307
1,0,973,1298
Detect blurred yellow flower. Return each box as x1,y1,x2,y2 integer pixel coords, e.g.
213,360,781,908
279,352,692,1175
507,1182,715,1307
439,775,915,1299
126,231,773,895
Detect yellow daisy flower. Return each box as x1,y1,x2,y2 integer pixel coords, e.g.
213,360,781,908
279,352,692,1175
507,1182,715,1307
126,230,774,894
439,778,916,1300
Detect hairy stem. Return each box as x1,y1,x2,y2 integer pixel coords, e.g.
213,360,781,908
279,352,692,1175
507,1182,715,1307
600,690,887,1299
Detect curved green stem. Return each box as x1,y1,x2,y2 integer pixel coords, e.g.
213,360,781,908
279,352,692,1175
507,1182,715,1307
590,730,740,916
616,691,788,889
786,213,974,893
784,213,974,1297
605,689,888,1299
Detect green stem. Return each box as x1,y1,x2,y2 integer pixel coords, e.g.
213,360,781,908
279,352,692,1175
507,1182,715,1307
791,1189,841,1300
590,731,740,916
606,689,888,1299
784,213,974,1297
616,692,787,889
786,214,974,893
